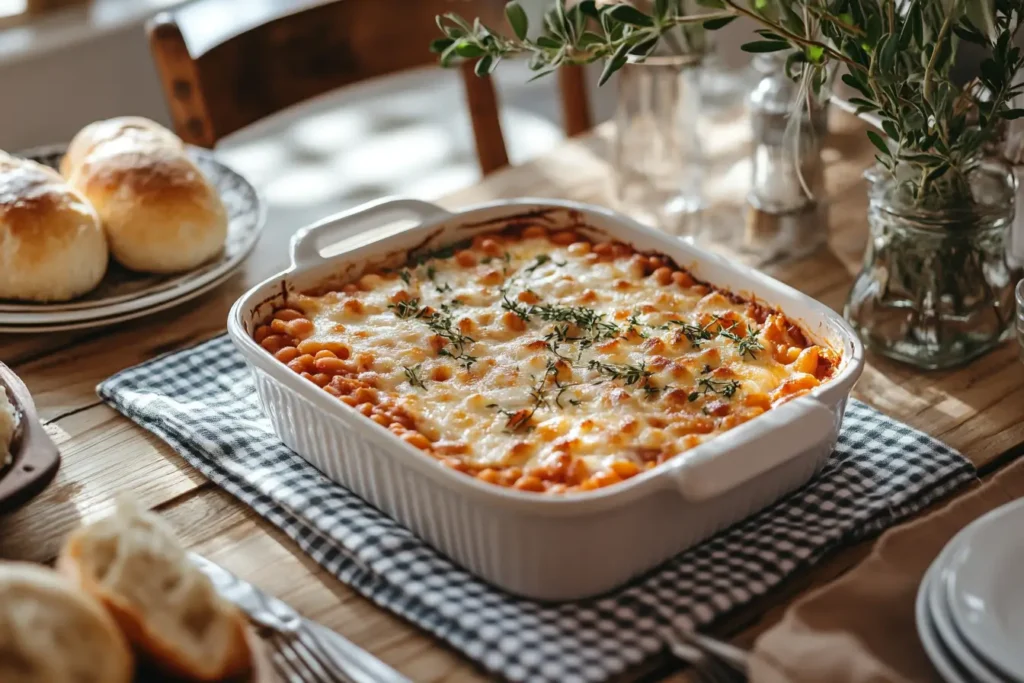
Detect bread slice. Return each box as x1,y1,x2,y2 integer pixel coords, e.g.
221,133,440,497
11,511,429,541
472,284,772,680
58,499,252,682
0,561,133,683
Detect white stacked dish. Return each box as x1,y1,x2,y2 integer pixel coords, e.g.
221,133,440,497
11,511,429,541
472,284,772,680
916,497,1024,683
0,145,264,333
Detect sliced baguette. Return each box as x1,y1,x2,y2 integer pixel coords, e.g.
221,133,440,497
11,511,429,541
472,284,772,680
57,499,252,682
0,561,134,683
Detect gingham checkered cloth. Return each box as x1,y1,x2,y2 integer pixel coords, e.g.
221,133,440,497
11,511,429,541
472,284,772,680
98,335,975,683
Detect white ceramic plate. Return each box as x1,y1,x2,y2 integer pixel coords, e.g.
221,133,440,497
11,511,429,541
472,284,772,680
928,537,1005,683
944,498,1024,681
0,144,264,325
917,563,973,683
0,266,239,334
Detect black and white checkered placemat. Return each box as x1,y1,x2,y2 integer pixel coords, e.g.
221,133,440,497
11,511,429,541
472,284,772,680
98,335,975,683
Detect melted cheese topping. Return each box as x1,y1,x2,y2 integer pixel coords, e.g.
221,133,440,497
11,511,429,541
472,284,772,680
263,229,838,493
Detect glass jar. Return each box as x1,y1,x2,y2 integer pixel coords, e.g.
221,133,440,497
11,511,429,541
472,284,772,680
612,53,704,234
845,164,1023,369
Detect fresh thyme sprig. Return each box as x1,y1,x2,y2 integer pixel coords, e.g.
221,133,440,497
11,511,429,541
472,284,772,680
587,358,653,387
402,364,428,390
388,298,426,320
688,377,741,402
719,327,765,359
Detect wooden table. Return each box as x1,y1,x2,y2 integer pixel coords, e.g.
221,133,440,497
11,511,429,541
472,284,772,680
2,108,1022,682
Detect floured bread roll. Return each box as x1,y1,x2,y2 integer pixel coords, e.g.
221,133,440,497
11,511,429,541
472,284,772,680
58,498,252,682
0,155,108,301
0,385,16,468
65,132,228,274
0,561,133,683
60,116,183,178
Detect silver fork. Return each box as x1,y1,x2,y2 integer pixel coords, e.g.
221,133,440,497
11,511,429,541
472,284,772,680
660,626,749,683
261,626,348,683
190,554,410,683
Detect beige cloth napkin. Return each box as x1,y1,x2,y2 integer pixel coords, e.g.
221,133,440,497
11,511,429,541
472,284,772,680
750,458,1024,683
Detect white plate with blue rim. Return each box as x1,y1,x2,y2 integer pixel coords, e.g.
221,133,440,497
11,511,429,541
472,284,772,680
0,144,264,330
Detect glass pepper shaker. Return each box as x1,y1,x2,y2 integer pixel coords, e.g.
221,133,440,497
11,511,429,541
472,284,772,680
742,52,830,262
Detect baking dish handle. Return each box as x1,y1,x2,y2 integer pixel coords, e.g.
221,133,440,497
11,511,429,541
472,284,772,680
290,198,452,270
665,395,837,502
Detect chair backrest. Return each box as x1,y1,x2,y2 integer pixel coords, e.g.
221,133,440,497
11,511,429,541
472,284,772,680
146,0,593,176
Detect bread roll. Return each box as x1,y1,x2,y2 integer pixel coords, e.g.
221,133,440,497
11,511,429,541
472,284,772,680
61,116,183,178
0,155,108,302
0,385,16,468
58,498,252,682
0,561,133,683
67,145,228,273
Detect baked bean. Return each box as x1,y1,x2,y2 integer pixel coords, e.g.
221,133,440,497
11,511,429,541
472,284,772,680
300,372,315,383
549,230,578,245
324,385,342,398
647,255,664,271
431,365,453,381
371,414,390,427
566,459,589,485
314,350,336,360
314,357,349,374
260,335,290,354
402,432,432,450
671,271,694,288
478,238,503,255
498,467,523,486
311,373,331,387
455,250,477,267
514,475,545,492
270,319,289,334
521,226,547,239
652,267,674,286
288,354,315,374
547,483,567,494
274,347,300,363
502,311,527,332
357,402,375,416
592,242,614,257
476,468,500,485
285,318,314,339
273,308,303,322
342,299,365,315
296,340,321,355
352,387,378,404
358,273,384,290
341,283,359,294
390,290,411,304
253,325,272,343
612,243,634,258
517,290,541,304
567,241,591,256
610,461,640,479
340,396,358,407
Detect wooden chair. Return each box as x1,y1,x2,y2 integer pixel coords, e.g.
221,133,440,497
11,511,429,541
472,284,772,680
146,0,593,176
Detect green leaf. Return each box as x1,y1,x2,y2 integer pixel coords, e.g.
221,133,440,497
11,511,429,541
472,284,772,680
881,120,900,141
866,130,890,156
1002,109,1024,120
654,0,670,19
536,35,561,49
741,40,791,53
703,15,737,31
805,44,825,64
599,42,630,86
841,73,872,99
785,51,808,79
505,2,529,41
577,31,605,48
475,55,494,77
607,4,654,26
429,38,454,54
925,164,949,183
456,42,486,58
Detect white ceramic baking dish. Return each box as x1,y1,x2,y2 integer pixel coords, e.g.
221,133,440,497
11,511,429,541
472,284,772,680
227,198,865,601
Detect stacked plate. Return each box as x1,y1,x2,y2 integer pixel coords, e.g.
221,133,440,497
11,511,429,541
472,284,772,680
917,498,1024,683
0,145,264,333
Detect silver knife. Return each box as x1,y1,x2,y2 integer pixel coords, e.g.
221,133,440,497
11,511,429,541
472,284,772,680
190,553,412,683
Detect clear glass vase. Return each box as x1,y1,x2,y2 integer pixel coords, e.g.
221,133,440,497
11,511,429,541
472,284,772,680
845,164,1023,369
612,53,703,235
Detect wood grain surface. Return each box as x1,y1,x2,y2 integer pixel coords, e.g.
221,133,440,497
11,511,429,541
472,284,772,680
1,108,1021,682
